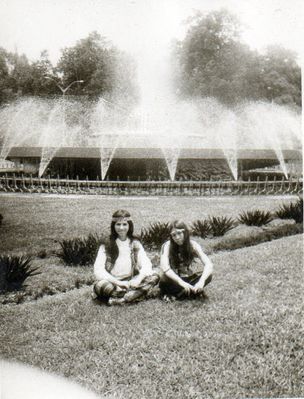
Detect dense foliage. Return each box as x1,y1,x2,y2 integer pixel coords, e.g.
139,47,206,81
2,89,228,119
208,215,235,236
0,32,137,105
191,219,212,238
0,11,300,109
0,255,40,293
238,210,273,226
58,233,105,266
140,222,172,250
174,9,301,107
275,197,303,223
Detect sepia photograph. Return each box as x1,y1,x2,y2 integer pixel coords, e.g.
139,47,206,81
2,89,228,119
0,0,303,398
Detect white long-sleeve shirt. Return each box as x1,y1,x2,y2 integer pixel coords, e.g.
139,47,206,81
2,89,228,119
160,239,213,279
94,238,153,281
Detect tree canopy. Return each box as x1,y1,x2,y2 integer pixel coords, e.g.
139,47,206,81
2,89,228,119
0,18,301,109
174,9,301,107
0,32,137,105
56,32,115,96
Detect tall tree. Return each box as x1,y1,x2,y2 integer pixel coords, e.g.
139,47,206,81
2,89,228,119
56,31,135,98
259,45,301,106
175,9,248,104
30,50,57,96
175,9,301,107
0,48,10,104
7,52,33,96
0,49,35,103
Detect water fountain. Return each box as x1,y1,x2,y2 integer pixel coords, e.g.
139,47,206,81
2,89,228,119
0,95,301,181
0,40,301,182
237,102,301,179
0,98,47,161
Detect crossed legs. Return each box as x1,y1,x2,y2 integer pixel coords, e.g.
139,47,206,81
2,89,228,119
93,273,160,304
159,272,212,299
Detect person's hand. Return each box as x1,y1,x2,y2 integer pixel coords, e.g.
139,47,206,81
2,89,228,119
193,281,205,294
118,281,129,290
129,280,140,290
181,281,194,296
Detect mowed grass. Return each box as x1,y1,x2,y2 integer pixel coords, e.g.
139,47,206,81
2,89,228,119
0,235,303,399
0,193,298,254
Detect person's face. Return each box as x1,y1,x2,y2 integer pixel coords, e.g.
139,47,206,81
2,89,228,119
170,228,185,246
114,220,129,240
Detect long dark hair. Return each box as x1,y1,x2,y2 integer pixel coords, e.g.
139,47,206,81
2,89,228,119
106,209,136,263
169,220,195,268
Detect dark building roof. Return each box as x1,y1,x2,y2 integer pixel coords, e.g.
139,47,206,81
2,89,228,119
7,146,302,160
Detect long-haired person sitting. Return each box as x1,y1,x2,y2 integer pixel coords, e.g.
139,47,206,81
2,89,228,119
93,209,159,305
160,220,213,300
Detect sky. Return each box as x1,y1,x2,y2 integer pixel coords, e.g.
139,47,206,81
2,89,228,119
0,0,303,64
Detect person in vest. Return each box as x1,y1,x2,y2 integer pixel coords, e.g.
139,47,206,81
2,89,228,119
93,209,159,305
160,220,213,300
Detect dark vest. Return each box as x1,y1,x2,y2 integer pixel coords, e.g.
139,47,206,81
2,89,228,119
105,239,141,277
169,243,203,278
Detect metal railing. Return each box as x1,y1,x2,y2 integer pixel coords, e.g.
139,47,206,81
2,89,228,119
0,174,302,196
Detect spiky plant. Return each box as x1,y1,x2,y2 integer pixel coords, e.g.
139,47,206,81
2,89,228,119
208,216,235,237
238,210,273,226
275,198,303,224
191,219,212,238
58,234,105,266
140,222,171,250
0,255,40,293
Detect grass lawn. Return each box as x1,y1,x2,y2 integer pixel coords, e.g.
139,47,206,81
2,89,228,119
0,235,303,399
0,193,298,254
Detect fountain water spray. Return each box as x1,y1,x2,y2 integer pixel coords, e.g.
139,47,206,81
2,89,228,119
216,108,238,180
38,99,67,177
0,98,46,161
99,134,120,180
0,0,302,181
238,102,301,179
0,34,301,184
161,133,184,181
0,95,301,181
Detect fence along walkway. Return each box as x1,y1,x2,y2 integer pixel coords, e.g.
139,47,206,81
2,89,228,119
0,174,302,196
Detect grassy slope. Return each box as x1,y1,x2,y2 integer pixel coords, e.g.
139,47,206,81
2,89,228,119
0,193,298,254
0,235,303,399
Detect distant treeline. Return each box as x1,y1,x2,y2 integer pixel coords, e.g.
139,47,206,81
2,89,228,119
0,32,138,108
0,9,301,108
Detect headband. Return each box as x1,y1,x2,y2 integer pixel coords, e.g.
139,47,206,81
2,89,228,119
112,216,132,222
170,228,185,236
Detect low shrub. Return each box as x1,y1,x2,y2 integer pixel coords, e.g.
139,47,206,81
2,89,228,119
238,210,273,226
141,222,171,250
191,219,212,238
208,216,235,237
212,223,303,252
275,198,303,223
58,234,105,266
0,255,40,293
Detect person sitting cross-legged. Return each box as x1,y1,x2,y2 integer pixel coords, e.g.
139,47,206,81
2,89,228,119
92,209,159,305
160,220,213,301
